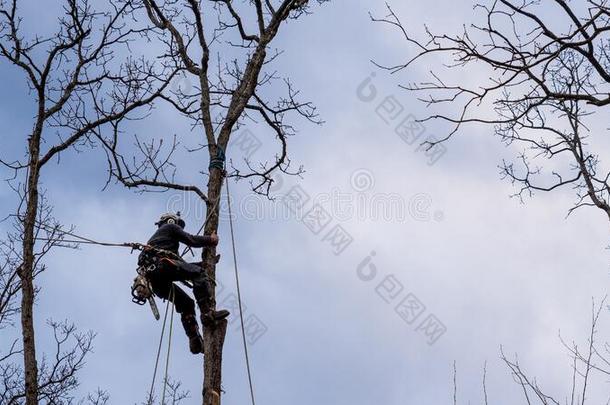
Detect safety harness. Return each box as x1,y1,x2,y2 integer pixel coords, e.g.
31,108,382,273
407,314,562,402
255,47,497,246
131,245,185,320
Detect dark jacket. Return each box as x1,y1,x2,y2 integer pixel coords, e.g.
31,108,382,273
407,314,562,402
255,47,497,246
147,223,214,255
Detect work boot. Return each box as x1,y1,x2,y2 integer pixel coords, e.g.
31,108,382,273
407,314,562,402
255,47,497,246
181,314,204,355
201,309,230,326
196,293,230,326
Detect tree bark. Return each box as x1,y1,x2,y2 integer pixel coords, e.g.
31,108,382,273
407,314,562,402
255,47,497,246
198,35,270,405
201,163,227,405
21,122,43,405
202,320,228,405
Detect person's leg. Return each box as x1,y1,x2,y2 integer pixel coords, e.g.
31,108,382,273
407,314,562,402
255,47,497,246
149,268,193,312
168,284,196,316
148,272,172,302
155,261,210,310
148,267,203,354
172,262,229,324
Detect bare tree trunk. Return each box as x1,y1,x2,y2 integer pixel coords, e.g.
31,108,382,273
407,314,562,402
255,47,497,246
202,321,228,405
21,123,42,405
197,54,271,405
201,164,226,405
106,3,327,404
0,2,176,403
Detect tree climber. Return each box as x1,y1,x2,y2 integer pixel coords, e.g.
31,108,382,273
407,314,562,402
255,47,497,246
138,212,229,354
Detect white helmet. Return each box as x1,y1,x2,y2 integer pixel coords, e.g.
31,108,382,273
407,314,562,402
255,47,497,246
156,212,185,228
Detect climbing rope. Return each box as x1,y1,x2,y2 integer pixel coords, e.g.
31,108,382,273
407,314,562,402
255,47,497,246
147,286,175,404
32,219,142,250
161,286,176,405
225,176,257,405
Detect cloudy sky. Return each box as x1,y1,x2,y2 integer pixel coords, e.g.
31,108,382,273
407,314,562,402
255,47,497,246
2,1,610,404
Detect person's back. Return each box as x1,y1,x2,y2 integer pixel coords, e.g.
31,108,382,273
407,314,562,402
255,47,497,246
147,221,216,254
147,223,185,254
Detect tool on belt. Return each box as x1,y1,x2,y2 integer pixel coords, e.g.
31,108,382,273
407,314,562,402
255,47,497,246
130,245,185,320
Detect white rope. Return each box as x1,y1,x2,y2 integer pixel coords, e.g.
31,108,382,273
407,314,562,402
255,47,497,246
147,293,172,404
225,177,257,405
161,286,176,405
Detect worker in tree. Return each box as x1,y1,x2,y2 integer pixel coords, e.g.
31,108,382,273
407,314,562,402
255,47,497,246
139,212,229,354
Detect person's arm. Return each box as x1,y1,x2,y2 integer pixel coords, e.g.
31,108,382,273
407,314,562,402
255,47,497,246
170,224,218,248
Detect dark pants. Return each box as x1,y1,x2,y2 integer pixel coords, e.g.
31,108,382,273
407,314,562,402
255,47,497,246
148,260,212,316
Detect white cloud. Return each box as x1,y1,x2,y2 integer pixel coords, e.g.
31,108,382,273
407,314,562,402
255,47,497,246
2,1,610,404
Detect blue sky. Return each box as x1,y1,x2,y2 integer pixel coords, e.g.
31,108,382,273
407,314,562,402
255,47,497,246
2,1,610,404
